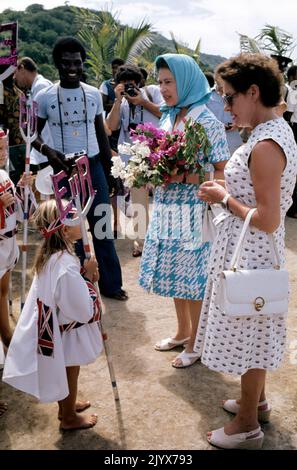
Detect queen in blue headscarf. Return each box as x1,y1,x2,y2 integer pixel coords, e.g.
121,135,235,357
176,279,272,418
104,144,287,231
139,54,230,368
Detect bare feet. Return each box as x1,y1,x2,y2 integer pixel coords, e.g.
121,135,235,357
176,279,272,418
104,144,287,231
0,400,8,417
58,400,91,420
60,413,98,431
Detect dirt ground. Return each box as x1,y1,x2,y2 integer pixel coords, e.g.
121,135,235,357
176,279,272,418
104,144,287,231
0,217,296,450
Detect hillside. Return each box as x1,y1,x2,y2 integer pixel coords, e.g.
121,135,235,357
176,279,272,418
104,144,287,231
0,4,226,82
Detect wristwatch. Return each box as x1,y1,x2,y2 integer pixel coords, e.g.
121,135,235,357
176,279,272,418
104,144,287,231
220,193,230,208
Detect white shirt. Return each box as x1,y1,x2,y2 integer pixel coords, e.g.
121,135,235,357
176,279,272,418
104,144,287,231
36,83,103,157
117,87,164,163
30,74,53,165
99,81,109,96
287,87,297,123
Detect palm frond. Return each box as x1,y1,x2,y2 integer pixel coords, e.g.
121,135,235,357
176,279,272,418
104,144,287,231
170,31,182,54
194,38,201,57
256,24,295,56
114,21,154,62
192,38,201,64
238,33,263,53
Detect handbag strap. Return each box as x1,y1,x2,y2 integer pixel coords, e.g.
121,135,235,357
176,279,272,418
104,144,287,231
230,208,281,270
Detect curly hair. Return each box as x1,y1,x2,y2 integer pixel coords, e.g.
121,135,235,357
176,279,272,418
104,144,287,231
216,53,283,107
52,36,86,67
115,65,143,85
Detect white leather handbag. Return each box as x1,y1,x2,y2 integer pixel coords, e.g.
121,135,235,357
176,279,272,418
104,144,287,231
217,208,289,317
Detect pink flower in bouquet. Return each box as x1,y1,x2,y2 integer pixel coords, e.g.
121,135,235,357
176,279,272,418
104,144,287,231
115,118,211,188
130,123,165,150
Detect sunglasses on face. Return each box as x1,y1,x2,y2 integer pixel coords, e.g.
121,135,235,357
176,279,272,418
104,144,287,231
222,92,239,107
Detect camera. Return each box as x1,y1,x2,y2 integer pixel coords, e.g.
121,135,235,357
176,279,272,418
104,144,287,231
64,150,86,160
122,83,138,97
128,122,138,131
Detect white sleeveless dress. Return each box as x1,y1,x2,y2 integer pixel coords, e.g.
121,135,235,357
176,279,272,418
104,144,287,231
194,117,297,375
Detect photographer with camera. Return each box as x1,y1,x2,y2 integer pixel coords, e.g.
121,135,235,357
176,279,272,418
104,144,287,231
106,65,163,257
107,65,163,151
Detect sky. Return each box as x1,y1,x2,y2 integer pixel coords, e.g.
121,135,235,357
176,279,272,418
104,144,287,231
1,0,297,62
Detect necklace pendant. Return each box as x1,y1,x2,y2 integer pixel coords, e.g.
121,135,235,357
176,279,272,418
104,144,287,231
73,130,80,137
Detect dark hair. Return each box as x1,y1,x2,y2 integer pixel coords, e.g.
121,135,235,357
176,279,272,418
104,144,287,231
111,58,125,67
204,71,214,88
287,65,297,81
216,53,283,107
17,57,38,72
139,67,148,81
155,57,170,70
115,65,142,85
52,37,86,66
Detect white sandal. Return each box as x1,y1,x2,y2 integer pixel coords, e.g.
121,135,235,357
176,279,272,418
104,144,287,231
171,350,200,368
223,399,271,423
154,337,190,351
207,426,264,449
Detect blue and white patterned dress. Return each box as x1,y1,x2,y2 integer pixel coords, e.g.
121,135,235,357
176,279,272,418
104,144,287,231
139,105,230,300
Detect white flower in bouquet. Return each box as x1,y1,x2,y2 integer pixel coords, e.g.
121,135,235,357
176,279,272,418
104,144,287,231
118,143,133,156
111,156,127,179
132,141,151,158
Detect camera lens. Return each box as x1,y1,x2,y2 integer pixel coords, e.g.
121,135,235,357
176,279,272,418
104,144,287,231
124,83,137,97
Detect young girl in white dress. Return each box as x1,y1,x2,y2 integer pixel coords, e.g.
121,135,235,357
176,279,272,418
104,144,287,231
3,199,103,430
0,133,34,418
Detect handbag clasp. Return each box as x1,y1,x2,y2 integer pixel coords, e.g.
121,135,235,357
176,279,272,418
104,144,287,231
254,297,265,311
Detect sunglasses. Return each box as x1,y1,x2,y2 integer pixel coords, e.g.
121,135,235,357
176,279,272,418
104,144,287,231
222,92,239,107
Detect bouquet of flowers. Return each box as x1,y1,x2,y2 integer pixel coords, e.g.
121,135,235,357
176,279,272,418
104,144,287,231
111,119,211,188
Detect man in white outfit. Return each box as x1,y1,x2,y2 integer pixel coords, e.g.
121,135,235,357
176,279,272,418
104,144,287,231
13,57,53,173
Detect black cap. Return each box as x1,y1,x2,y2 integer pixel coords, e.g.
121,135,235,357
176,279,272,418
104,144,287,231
271,54,293,73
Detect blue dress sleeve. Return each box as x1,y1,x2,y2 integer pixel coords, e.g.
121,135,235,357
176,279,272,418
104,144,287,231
197,109,230,166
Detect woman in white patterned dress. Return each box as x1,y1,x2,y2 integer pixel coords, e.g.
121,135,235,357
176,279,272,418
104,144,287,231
195,53,297,449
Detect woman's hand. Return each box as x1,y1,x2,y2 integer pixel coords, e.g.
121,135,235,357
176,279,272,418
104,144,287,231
198,180,227,204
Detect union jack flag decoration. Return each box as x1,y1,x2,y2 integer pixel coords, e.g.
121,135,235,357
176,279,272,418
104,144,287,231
85,278,102,323
0,180,15,229
37,298,54,357
59,279,102,333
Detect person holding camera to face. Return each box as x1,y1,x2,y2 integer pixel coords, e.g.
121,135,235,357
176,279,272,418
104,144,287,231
106,65,164,257
107,65,163,150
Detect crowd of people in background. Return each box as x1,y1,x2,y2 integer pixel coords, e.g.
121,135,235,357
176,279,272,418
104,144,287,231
0,34,297,449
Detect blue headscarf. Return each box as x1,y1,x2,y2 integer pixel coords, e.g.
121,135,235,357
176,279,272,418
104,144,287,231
155,53,211,125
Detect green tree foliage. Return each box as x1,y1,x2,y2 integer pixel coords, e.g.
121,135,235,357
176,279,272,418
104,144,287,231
0,4,225,83
169,31,206,69
74,6,154,86
239,25,295,58
0,4,79,80
256,24,295,57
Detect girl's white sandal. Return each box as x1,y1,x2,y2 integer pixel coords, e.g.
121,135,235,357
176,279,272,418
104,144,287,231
207,426,264,449
223,399,271,423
